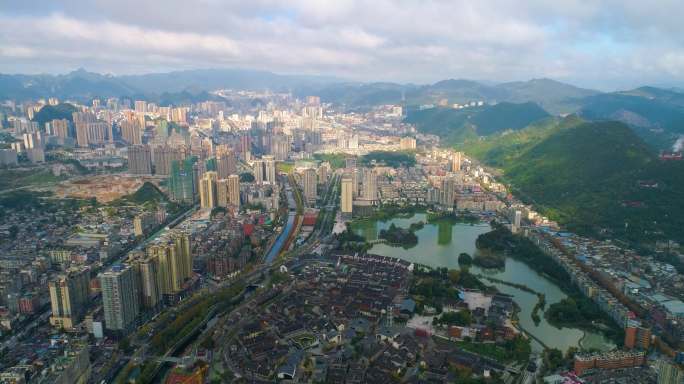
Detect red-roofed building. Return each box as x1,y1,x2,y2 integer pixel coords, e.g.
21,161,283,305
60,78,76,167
243,223,254,236
165,362,207,384
302,215,317,227
18,295,40,314
448,326,462,339
415,328,430,338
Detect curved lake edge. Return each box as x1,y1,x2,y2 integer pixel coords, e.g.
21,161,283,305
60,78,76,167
352,211,616,353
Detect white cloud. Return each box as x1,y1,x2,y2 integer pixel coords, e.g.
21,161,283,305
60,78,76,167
0,0,683,89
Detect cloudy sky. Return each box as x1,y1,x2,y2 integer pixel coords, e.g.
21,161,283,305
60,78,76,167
1,0,683,90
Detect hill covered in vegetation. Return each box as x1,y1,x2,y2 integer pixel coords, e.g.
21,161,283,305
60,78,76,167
405,102,550,145
31,103,78,128
470,102,550,135
112,182,168,206
459,116,578,167
465,119,684,245
579,88,684,149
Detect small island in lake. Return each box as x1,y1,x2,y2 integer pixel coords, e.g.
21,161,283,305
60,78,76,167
473,223,507,268
379,223,419,247
473,251,506,269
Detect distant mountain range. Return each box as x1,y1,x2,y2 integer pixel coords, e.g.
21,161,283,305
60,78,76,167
3,67,683,250
0,68,606,113
306,78,597,114
577,86,684,148
3,67,684,149
405,86,684,149
0,68,337,103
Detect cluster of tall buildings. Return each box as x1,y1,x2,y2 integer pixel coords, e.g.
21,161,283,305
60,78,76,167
271,134,290,161
422,151,463,209
10,100,190,151
10,117,39,134
47,232,193,334
425,176,456,209
168,157,198,203
139,232,193,303
133,207,166,237
23,102,198,179
127,135,193,176
452,151,462,172
131,100,187,123
252,155,276,185
624,322,652,350
98,231,193,333
2,94,330,217
2,131,47,164
341,175,354,216
152,145,185,176
73,111,113,147
199,171,241,210
338,150,465,216
122,130,246,210
120,119,143,145
48,267,91,330
1,93,319,177
47,118,69,139
127,144,152,174
99,264,139,332
301,168,318,203
339,157,378,217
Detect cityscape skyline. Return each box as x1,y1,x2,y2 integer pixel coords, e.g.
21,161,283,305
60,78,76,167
1,1,684,382
1,73,683,383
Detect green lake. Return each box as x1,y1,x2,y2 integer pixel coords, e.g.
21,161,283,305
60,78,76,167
353,212,615,353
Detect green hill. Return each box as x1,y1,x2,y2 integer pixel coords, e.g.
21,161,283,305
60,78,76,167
498,78,597,114
471,102,550,136
31,103,78,128
112,182,168,206
129,182,167,204
405,107,477,144
467,119,684,244
581,93,684,133
579,89,684,148
405,102,549,145
461,115,581,167
503,121,653,219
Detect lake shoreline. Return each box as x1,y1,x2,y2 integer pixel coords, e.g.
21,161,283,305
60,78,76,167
354,211,615,353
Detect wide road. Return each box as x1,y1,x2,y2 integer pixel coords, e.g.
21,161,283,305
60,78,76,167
290,174,339,257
